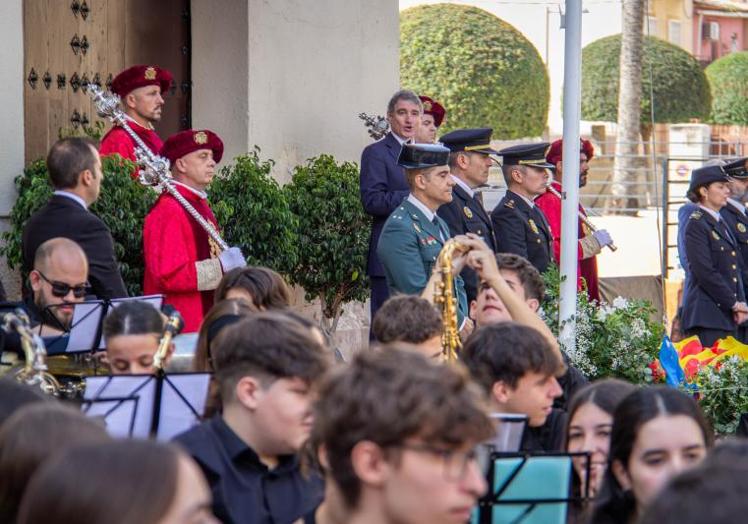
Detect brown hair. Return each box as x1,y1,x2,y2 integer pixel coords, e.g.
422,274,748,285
17,440,183,524
0,378,52,427
372,295,441,344
214,266,292,309
214,312,331,403
193,298,258,373
310,347,493,509
46,137,98,190
0,403,111,522
461,322,564,393
495,253,546,301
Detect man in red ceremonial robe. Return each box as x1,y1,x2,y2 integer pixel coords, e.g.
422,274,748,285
143,129,246,332
535,139,614,302
99,65,173,177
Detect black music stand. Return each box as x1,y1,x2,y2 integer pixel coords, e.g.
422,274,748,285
82,372,210,441
474,451,591,524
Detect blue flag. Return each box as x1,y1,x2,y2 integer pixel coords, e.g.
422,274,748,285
659,335,685,387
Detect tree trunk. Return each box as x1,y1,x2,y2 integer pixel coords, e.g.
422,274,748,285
611,0,645,213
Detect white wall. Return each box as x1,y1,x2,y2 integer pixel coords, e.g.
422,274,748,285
399,0,624,136
0,0,25,217
192,0,400,182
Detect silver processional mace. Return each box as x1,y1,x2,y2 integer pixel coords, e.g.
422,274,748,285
87,85,229,252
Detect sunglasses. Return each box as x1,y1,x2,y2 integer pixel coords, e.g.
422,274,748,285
37,271,90,299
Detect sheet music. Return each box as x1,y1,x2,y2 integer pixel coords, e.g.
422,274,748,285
157,373,211,440
82,372,210,441
43,301,106,355
82,397,139,439
84,375,156,439
489,413,528,452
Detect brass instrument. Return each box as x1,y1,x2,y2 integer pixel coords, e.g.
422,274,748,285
545,184,618,252
153,309,184,372
2,310,60,396
87,85,229,251
434,239,466,362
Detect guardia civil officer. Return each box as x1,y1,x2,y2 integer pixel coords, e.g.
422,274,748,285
376,143,469,327
719,157,748,341
491,143,555,273
437,128,498,302
681,164,748,347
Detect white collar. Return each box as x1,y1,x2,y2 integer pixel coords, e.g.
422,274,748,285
53,190,87,210
124,113,154,131
451,175,474,198
172,180,208,200
727,198,747,216
391,132,411,146
407,194,436,222
516,192,536,209
699,204,721,222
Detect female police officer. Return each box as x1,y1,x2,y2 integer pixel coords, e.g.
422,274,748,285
681,164,748,346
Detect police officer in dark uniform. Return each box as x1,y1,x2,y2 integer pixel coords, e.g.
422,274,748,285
437,128,499,302
681,164,748,347
720,157,748,341
491,143,555,273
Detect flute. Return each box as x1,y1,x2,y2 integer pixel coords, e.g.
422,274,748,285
546,184,618,252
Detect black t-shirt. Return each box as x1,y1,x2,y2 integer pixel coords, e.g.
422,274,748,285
520,409,567,453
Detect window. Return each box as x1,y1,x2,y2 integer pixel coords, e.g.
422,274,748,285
645,16,658,36
668,20,682,46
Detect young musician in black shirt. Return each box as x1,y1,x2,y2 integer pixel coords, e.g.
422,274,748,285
173,312,330,524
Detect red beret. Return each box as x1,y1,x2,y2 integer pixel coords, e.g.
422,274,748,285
111,65,173,98
160,129,224,165
546,138,595,166
419,95,446,128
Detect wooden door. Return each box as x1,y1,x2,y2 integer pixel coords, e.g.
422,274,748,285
23,0,191,162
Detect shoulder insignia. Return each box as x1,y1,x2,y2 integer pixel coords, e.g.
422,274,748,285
413,222,421,233
463,206,473,219
528,218,539,234
712,230,720,240
690,210,702,220
505,199,515,209
738,223,746,233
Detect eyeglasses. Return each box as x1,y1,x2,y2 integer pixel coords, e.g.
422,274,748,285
396,441,490,482
37,271,89,299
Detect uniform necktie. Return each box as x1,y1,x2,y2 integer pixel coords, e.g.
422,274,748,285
432,216,446,243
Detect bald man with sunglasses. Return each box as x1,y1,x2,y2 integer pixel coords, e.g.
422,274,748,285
27,238,90,335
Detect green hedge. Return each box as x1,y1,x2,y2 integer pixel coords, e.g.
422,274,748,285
581,34,711,124
0,156,155,296
284,155,370,332
400,4,549,138
706,51,748,125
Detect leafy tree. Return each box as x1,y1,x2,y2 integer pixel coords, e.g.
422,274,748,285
284,155,370,335
0,155,156,296
208,148,298,274
705,51,748,125
400,4,549,138
582,34,711,131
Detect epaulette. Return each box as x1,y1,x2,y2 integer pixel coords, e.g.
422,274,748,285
504,199,515,209
690,210,702,220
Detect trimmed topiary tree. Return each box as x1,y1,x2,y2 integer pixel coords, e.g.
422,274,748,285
400,4,549,138
284,155,370,335
208,147,298,275
706,51,748,125
0,155,156,296
581,34,711,133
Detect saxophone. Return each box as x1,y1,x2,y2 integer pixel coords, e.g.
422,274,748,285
433,239,465,362
153,309,184,373
3,310,60,396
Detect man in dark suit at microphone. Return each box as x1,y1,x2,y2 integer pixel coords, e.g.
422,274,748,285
360,89,423,330
22,137,128,300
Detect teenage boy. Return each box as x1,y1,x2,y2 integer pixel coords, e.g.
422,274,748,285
173,312,330,524
309,347,493,524
372,294,443,360
461,322,566,452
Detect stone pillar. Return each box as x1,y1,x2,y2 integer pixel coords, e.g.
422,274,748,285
191,0,400,352
0,0,25,299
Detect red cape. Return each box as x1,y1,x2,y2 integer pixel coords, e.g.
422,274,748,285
99,120,163,178
535,182,600,301
143,184,221,332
